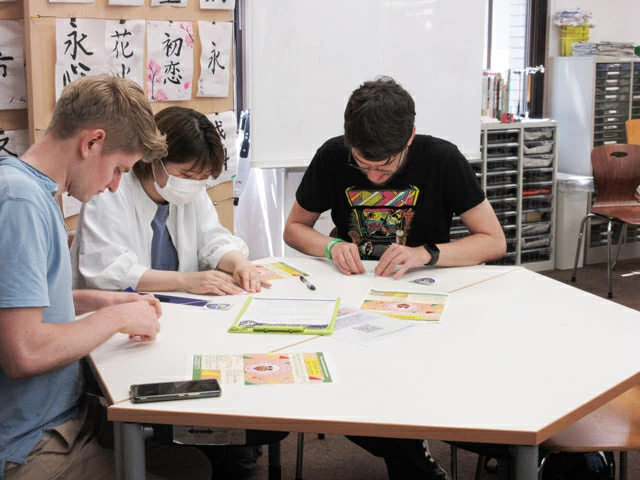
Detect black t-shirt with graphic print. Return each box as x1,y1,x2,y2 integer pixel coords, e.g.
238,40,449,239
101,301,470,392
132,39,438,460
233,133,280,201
295,135,485,260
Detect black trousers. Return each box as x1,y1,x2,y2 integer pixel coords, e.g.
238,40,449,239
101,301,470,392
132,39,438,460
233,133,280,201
347,435,432,480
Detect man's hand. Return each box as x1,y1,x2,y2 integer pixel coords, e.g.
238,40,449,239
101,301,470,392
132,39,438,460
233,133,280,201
375,243,429,279
233,264,272,293
180,271,243,296
329,241,365,275
112,301,162,342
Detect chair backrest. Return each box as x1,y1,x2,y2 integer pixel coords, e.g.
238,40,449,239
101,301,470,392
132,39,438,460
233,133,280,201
627,119,640,145
591,144,640,204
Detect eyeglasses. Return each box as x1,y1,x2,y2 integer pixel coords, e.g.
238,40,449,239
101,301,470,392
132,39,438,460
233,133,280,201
348,148,407,176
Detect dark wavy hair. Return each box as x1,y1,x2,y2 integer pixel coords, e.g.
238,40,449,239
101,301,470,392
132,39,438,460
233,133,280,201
343,76,416,161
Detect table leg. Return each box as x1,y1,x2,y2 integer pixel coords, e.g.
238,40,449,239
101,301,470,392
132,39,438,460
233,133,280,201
514,445,538,480
114,422,148,480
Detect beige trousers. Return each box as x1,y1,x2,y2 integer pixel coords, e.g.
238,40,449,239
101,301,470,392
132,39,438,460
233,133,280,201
5,395,211,480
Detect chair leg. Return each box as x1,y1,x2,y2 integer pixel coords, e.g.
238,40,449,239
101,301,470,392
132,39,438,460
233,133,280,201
606,220,614,299
268,441,282,480
572,214,595,283
475,454,486,480
450,445,458,480
613,223,627,270
295,433,304,480
620,451,628,480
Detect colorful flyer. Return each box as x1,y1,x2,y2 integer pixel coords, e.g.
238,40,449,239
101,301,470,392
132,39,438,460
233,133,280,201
359,289,448,321
188,352,333,385
254,262,309,281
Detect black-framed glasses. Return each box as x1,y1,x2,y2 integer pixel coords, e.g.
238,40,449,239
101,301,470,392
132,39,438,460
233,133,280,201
347,148,407,175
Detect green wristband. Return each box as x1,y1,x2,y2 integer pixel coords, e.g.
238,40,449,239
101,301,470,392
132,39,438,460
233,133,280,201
325,238,344,260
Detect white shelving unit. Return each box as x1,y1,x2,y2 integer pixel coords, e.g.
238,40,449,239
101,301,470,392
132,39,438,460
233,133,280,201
550,56,640,265
451,121,558,272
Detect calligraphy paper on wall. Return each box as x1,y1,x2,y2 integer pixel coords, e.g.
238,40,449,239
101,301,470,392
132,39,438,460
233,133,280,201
200,0,234,10
55,18,109,99
206,111,237,185
0,20,27,110
197,21,232,98
151,0,187,8
0,129,28,157
105,20,145,88
146,21,194,102
109,0,143,6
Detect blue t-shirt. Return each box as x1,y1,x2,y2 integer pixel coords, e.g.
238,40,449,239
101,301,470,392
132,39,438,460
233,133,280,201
0,156,82,476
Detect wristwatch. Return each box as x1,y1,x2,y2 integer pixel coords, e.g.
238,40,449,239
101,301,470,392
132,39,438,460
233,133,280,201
424,243,440,266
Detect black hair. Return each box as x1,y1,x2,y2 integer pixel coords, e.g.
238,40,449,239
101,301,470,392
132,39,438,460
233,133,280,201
133,106,224,181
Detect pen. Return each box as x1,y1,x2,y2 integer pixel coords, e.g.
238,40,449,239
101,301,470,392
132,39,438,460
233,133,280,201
299,275,316,291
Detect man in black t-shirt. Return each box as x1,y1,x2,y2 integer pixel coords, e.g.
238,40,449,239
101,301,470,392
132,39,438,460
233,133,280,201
283,77,507,480
284,76,506,279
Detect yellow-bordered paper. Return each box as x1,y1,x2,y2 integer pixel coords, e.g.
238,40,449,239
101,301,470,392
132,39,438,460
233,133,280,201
229,297,340,335
360,289,448,321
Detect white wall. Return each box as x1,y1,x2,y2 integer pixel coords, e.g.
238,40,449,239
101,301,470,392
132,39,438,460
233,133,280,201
547,0,640,58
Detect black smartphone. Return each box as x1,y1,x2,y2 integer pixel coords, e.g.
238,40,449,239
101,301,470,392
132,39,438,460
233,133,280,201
130,379,222,403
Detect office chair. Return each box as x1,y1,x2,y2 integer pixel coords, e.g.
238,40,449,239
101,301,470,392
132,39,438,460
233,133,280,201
571,144,640,299
627,119,640,145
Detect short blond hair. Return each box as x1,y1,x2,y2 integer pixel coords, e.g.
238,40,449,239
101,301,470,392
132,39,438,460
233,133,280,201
48,75,167,163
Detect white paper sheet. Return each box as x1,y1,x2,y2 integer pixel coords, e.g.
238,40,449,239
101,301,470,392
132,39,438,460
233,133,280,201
105,20,145,88
55,18,109,99
199,0,234,10
0,129,29,157
197,21,232,98
332,310,417,346
146,21,194,102
50,0,93,4
0,20,27,110
237,297,337,328
151,0,186,7
109,0,143,6
205,111,237,186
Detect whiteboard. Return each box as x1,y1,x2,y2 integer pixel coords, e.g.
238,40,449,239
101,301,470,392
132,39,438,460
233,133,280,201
244,0,485,168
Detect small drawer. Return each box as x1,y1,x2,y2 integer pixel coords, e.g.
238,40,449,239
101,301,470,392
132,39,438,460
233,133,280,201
522,194,553,211
520,247,552,264
487,145,519,158
521,234,551,249
596,70,631,80
594,123,625,134
523,168,553,184
486,185,518,201
595,85,631,95
595,76,631,87
595,100,628,110
595,93,629,103
486,157,519,171
523,127,554,142
523,154,553,169
521,221,551,236
596,62,632,71
594,107,628,117
522,209,552,224
594,114,629,126
485,171,518,187
523,141,553,155
486,130,520,145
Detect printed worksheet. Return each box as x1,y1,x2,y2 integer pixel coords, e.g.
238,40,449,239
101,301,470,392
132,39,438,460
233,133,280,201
187,352,333,385
253,262,309,281
333,310,417,346
360,289,448,321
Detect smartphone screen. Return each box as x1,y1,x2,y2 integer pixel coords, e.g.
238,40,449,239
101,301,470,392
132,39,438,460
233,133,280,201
130,379,221,403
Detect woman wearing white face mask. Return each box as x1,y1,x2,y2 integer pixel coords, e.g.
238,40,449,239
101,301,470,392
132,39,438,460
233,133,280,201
71,106,268,295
